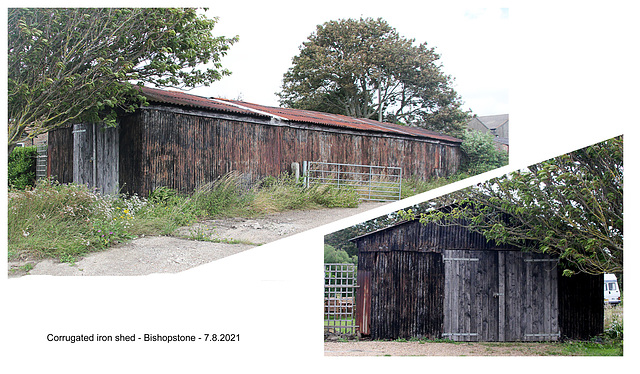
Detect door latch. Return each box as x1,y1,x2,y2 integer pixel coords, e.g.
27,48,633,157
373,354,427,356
493,292,504,298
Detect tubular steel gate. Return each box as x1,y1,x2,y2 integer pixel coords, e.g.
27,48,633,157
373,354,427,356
304,161,402,202
324,263,358,335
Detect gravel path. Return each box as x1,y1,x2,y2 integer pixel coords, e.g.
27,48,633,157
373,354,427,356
324,341,564,356
10,202,384,277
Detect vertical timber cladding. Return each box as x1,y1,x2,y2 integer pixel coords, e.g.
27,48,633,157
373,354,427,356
358,251,444,340
47,125,74,184
353,220,566,342
119,106,461,196
558,272,604,340
67,123,119,195
443,250,559,342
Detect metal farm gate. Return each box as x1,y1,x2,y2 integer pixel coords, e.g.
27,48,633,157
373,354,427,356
324,263,359,334
304,161,402,202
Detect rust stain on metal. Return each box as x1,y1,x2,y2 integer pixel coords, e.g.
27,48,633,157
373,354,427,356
137,86,462,143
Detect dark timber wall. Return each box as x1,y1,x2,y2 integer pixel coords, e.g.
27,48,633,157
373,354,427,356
47,123,119,194
47,125,73,184
358,251,444,339
558,272,604,340
353,219,602,341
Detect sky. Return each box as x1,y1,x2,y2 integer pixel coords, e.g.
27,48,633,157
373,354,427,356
189,1,510,116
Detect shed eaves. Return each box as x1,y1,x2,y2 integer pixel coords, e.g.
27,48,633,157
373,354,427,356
137,86,462,143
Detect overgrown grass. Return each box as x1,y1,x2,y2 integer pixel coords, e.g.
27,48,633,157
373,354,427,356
553,340,622,356
251,173,359,213
8,173,360,262
401,172,473,199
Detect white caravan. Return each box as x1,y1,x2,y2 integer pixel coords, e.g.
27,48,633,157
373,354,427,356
604,273,621,305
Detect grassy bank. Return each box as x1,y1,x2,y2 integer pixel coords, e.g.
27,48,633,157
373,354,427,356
8,173,360,262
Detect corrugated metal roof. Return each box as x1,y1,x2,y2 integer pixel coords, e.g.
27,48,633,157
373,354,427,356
137,86,462,143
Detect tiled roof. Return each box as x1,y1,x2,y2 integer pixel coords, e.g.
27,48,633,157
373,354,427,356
475,114,509,130
137,86,462,143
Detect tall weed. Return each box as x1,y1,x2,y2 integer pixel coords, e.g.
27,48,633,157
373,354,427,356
8,179,122,260
8,172,361,262
191,172,254,217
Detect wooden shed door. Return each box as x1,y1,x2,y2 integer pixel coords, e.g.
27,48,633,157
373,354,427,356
443,250,559,342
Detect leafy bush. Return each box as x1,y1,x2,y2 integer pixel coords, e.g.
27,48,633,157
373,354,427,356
148,186,178,204
460,130,508,175
324,244,357,264
8,146,37,190
604,316,623,340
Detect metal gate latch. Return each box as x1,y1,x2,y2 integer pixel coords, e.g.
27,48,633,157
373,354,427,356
493,292,504,298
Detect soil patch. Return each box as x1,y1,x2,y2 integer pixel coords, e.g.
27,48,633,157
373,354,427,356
324,341,565,356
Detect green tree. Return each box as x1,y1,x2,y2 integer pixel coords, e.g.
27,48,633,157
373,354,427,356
324,244,357,264
404,136,623,275
8,8,238,152
277,17,469,136
460,130,509,174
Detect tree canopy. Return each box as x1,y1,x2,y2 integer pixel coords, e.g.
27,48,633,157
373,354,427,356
403,136,623,275
277,17,469,136
8,8,238,151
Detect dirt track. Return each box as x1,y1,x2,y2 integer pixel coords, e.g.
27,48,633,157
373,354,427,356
9,202,383,277
324,340,565,356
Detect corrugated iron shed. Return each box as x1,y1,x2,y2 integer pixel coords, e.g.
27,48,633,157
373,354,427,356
137,86,462,143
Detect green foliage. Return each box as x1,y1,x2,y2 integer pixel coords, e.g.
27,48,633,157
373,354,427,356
191,173,254,217
604,317,623,340
148,186,179,205
8,172,361,262
400,172,474,199
412,136,623,275
460,130,509,175
556,340,622,356
8,179,130,260
8,8,238,149
251,173,359,213
278,17,469,136
308,184,360,209
324,227,360,259
324,244,357,264
8,146,37,189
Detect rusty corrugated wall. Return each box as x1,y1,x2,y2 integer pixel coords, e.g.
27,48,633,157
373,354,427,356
118,107,462,196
